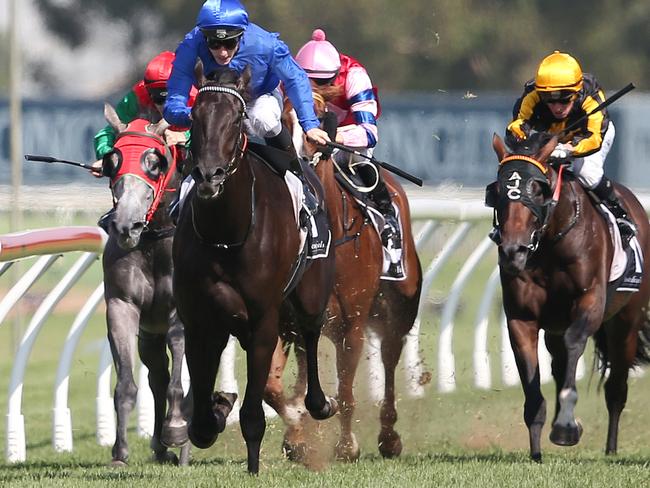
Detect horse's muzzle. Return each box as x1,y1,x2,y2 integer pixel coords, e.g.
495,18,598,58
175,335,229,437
194,166,226,200
112,219,145,250
498,243,529,275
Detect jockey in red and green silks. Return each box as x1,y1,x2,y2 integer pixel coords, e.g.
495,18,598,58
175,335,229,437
93,51,197,162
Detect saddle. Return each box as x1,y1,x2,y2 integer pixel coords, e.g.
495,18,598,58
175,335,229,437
248,142,331,261
333,166,406,280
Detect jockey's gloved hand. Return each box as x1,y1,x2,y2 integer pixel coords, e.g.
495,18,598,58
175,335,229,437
550,143,573,160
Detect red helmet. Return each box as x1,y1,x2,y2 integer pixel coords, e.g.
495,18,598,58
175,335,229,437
144,51,175,89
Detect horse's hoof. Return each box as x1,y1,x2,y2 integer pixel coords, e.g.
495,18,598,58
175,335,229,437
309,396,338,421
549,420,583,446
335,434,360,462
282,438,308,463
378,430,402,458
531,452,542,463
212,391,238,432
154,450,179,465
161,422,189,448
188,420,218,449
110,459,128,468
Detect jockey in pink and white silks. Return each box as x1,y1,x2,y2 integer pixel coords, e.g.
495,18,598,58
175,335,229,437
295,29,401,257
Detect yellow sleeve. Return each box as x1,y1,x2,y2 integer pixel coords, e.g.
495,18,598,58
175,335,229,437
572,94,605,156
507,91,540,139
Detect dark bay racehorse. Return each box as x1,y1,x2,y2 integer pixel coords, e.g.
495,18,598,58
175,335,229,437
101,105,189,466
265,91,422,462
487,132,650,461
172,67,338,474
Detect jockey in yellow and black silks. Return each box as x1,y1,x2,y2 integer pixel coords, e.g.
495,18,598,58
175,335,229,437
507,50,636,242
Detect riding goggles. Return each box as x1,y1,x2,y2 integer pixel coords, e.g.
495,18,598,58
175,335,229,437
147,87,168,105
201,27,244,50
539,90,577,105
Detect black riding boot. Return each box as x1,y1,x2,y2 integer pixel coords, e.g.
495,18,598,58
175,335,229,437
266,126,318,220
363,168,400,250
592,176,637,243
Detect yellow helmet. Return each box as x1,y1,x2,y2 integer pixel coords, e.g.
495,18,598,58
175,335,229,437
534,51,583,96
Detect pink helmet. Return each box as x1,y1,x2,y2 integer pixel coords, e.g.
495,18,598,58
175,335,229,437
295,29,341,79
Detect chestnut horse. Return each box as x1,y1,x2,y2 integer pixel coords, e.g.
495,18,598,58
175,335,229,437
264,91,422,462
101,106,189,465
172,67,338,474
486,132,650,461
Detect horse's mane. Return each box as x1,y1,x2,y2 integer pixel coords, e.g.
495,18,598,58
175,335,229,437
504,131,554,157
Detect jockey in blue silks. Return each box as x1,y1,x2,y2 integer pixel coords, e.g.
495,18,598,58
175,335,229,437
164,0,330,167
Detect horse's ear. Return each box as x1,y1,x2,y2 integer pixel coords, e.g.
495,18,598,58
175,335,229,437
537,135,559,163
104,102,127,133
492,133,508,161
238,65,252,92
194,59,207,87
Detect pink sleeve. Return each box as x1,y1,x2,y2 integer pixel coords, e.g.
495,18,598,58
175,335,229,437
337,66,378,148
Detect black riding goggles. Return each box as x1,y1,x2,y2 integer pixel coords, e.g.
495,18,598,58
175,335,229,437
147,87,168,105
539,90,576,105
205,34,241,50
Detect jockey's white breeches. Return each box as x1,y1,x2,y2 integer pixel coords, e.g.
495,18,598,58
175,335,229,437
243,87,284,139
572,121,615,189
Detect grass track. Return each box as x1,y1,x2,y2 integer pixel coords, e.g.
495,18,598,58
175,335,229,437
2,211,650,486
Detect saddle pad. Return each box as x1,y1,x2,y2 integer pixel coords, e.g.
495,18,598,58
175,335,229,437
284,172,331,260
600,204,643,290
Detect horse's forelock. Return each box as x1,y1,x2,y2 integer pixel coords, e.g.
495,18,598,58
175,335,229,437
201,67,252,104
505,131,554,157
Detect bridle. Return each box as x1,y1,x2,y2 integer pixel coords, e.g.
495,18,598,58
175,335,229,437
109,126,179,234
489,155,579,252
191,85,249,193
190,83,256,249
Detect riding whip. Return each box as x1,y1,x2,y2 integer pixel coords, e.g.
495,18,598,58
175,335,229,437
321,140,423,187
24,154,103,175
560,82,635,136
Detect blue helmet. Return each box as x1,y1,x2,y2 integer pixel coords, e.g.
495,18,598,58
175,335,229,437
196,0,249,39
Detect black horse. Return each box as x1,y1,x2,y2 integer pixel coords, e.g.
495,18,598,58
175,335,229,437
172,67,338,474
101,105,189,465
487,132,650,461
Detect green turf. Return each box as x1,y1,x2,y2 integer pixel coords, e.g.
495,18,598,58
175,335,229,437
2,211,650,486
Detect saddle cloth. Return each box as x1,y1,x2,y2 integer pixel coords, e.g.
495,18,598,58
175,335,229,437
600,204,643,292
284,171,331,260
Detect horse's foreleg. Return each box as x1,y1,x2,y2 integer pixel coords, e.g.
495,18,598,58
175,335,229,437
184,320,225,450
333,325,363,462
377,327,406,459
138,329,178,464
548,307,600,448
264,338,307,461
508,320,545,462
240,312,279,474
161,310,189,452
303,321,338,421
602,317,638,455
106,300,139,466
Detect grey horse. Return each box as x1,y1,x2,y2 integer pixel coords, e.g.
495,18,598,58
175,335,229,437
100,104,189,466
